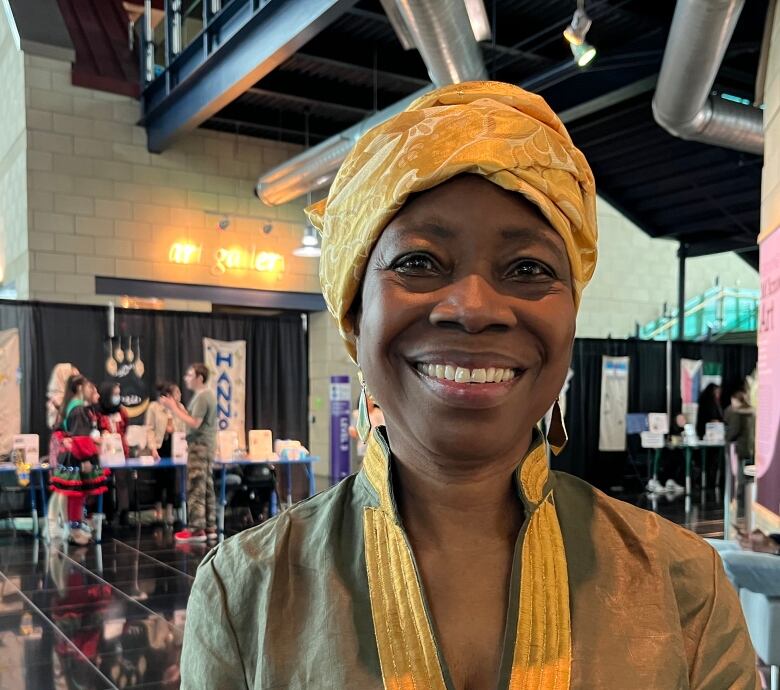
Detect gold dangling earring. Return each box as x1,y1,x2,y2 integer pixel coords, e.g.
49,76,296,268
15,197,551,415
547,397,568,456
357,368,371,444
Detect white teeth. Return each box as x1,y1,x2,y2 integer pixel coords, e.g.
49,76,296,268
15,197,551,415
455,367,470,383
416,363,518,385
471,368,487,383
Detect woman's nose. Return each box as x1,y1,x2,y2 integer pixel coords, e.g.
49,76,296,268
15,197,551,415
429,274,518,333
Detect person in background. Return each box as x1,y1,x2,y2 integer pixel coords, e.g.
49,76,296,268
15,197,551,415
94,381,131,526
724,381,755,463
696,382,724,440
96,381,130,457
51,375,108,545
724,381,756,506
47,365,82,539
145,381,187,524
161,364,217,543
46,363,80,431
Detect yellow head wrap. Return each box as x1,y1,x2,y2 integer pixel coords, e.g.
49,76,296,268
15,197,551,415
306,80,598,362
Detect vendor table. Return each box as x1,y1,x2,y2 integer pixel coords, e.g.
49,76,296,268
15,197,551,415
34,456,319,542
0,464,47,536
648,441,725,496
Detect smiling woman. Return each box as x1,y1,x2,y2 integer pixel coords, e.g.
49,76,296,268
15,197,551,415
180,82,759,690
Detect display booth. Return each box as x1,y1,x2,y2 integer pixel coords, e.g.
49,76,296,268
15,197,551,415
555,338,758,489
0,300,308,446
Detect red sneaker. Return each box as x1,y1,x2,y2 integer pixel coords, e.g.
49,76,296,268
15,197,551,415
174,529,207,542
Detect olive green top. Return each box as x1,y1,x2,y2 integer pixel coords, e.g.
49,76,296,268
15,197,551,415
181,428,758,689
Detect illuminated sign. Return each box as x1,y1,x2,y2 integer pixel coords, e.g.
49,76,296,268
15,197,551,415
168,242,284,275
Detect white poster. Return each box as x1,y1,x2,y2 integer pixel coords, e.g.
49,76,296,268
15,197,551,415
599,356,630,452
203,338,246,448
0,329,21,454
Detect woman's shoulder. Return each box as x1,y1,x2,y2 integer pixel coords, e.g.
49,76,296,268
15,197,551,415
552,470,718,571
196,473,363,581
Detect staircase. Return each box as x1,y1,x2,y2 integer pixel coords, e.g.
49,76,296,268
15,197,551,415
639,287,759,341
56,0,140,98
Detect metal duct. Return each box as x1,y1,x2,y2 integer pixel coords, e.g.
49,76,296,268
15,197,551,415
391,0,488,85
255,87,430,206
652,0,763,155
256,0,488,206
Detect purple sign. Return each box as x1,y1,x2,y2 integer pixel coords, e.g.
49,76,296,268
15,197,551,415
330,375,352,482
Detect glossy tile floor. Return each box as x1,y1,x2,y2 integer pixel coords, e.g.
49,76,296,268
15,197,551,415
0,525,206,690
0,488,748,690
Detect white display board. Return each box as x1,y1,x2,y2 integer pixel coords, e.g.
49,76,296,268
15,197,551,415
598,356,630,451
13,434,39,466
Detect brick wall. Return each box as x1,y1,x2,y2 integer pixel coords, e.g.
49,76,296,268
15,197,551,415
23,53,317,307
0,9,28,296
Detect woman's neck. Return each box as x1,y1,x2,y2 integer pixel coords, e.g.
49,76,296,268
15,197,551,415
387,430,531,550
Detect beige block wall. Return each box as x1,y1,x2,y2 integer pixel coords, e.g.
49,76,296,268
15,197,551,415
0,8,28,296
577,197,759,338
23,53,317,305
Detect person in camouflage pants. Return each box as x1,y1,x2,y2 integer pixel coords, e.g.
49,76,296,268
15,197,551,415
187,441,216,532
163,363,218,542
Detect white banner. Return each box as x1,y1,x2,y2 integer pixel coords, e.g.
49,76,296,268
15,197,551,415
0,329,21,455
599,356,630,452
203,338,246,447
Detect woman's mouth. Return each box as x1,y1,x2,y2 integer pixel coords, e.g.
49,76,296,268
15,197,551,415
414,362,519,384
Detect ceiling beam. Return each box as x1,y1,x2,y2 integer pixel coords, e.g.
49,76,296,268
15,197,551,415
282,51,429,89
246,87,372,117
143,0,358,152
558,76,658,124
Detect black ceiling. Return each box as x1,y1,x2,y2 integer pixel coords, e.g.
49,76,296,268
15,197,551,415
201,0,768,265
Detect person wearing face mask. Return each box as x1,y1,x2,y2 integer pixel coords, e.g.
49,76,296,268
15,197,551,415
95,381,131,525
180,82,758,689
96,382,130,458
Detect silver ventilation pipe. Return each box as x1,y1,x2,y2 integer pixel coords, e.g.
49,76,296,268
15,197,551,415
652,0,763,155
255,87,430,206
256,0,489,205
384,0,488,85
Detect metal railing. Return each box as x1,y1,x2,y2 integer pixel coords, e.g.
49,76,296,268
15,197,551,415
639,286,759,341
139,0,274,100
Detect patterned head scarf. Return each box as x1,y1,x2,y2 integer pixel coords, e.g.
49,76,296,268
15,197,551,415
306,81,598,362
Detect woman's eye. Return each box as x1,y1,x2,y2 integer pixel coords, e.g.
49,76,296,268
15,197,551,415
392,254,438,274
508,260,551,279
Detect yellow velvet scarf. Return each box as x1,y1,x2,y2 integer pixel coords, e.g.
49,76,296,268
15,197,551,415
362,431,571,689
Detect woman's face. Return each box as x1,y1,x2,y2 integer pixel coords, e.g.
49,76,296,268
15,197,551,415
356,175,576,461
89,383,100,405
171,386,182,403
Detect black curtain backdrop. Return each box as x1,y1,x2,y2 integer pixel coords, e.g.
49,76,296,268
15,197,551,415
554,338,757,489
0,300,308,449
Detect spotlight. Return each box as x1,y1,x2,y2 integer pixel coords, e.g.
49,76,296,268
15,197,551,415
571,41,597,67
262,223,273,235
293,245,322,258
563,6,592,46
293,224,321,258
217,216,230,231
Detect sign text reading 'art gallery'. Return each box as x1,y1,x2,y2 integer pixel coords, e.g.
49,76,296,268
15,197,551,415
168,242,285,276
